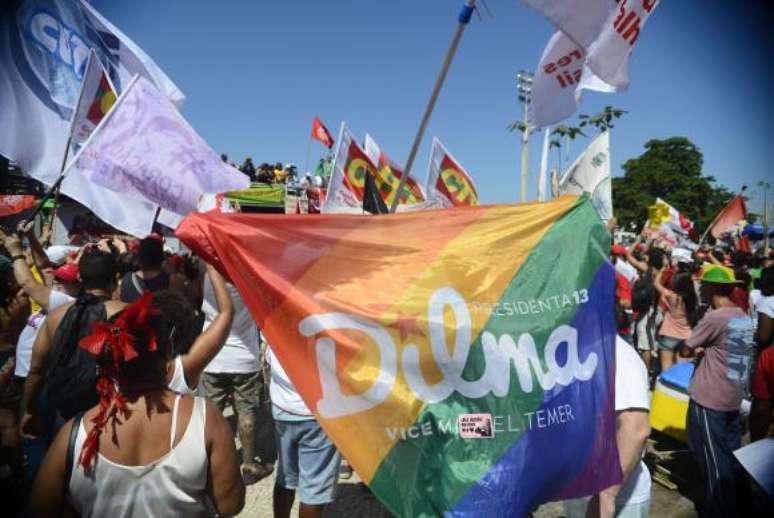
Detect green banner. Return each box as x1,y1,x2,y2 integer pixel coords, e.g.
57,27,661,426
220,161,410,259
226,184,285,207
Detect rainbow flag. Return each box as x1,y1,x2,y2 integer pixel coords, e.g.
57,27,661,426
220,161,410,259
178,195,620,516
71,50,118,148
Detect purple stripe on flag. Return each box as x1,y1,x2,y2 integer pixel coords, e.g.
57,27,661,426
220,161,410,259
447,264,620,516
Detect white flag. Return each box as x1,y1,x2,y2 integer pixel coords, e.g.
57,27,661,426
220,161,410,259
538,127,550,202
586,0,660,89
67,76,249,216
559,131,612,220
522,0,659,89
550,168,560,198
323,123,378,213
0,0,184,237
521,0,613,49
425,138,479,208
529,31,617,128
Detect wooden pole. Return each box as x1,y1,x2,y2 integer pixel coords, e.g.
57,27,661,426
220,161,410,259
389,0,476,213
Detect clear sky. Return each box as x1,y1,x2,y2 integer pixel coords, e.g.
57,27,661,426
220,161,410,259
92,0,774,215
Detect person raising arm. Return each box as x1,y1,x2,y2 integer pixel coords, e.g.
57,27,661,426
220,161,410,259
158,264,234,394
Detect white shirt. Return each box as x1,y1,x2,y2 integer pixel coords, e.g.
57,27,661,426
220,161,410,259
751,291,774,319
14,290,74,377
201,278,259,374
614,259,638,283
564,337,652,516
167,356,202,396
68,396,211,518
267,347,312,417
614,336,652,506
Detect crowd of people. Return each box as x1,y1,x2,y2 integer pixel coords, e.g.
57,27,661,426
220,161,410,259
0,211,772,517
610,222,773,516
0,221,343,517
220,155,299,186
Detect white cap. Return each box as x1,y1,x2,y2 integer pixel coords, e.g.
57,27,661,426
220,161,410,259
44,245,79,265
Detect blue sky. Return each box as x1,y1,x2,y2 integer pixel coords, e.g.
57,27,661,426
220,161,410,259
92,0,774,215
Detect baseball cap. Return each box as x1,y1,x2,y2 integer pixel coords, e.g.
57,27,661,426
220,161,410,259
611,245,628,256
45,245,79,266
54,263,80,284
699,264,737,285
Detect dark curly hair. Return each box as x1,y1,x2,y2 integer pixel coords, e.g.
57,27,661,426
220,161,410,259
151,289,197,357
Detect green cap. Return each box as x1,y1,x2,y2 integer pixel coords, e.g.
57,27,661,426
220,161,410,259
700,264,737,284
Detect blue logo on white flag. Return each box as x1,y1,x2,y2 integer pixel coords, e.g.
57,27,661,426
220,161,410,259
9,0,123,120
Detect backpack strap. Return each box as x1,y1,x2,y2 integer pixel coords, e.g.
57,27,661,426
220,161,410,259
131,272,146,296
65,411,85,488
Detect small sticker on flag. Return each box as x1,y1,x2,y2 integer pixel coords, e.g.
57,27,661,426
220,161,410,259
458,414,494,439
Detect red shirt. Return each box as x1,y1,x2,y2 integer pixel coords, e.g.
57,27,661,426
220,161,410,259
615,272,632,334
730,287,750,313
752,347,774,401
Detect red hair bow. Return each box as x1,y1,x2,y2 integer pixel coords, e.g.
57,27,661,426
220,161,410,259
79,292,159,368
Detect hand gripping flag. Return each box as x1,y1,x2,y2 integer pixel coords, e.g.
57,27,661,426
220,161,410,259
426,138,479,208
311,116,334,149
177,195,621,517
364,134,425,207
66,76,250,216
323,124,379,212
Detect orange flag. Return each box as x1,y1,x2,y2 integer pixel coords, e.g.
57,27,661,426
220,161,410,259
709,195,747,238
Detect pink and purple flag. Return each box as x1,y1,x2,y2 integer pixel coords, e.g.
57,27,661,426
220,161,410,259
67,76,249,216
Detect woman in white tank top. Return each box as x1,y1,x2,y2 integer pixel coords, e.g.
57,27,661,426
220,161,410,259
30,288,244,517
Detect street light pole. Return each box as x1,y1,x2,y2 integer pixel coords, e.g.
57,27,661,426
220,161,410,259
760,181,771,256
517,70,533,203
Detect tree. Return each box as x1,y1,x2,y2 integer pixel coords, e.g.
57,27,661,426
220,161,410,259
578,106,627,133
612,137,733,232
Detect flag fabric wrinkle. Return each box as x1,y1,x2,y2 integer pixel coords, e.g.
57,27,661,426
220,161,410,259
65,76,249,216
0,0,184,237
176,195,619,516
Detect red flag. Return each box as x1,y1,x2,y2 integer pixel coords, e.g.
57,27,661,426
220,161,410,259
709,195,747,238
0,195,36,216
311,117,334,149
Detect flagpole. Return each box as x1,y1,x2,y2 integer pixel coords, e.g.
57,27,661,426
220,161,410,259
389,0,476,213
26,73,138,234
24,52,98,230
304,134,313,176
761,182,770,256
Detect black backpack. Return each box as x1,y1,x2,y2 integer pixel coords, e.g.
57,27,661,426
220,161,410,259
46,294,107,420
631,270,655,315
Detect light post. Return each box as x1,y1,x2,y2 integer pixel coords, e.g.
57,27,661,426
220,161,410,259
759,181,771,255
517,70,533,203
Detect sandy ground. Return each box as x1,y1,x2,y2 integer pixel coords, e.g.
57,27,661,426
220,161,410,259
237,469,698,517
235,406,700,517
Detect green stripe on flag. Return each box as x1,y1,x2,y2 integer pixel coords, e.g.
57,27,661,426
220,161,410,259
369,197,610,517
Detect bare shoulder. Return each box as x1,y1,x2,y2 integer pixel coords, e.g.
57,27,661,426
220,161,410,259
105,300,127,318
46,301,76,329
